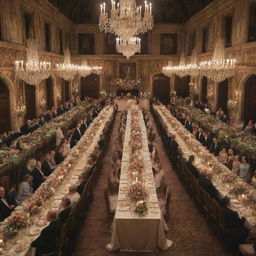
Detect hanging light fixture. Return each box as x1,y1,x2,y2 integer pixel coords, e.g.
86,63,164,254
116,37,141,59
99,0,153,41
14,33,51,85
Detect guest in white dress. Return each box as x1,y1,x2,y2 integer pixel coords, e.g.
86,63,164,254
16,174,33,204
62,138,71,157
56,127,64,146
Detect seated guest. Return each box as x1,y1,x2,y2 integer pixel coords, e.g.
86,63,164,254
44,110,52,122
209,137,220,156
186,155,199,177
196,128,205,144
76,173,87,195
70,124,82,147
23,159,37,179
62,138,71,157
185,118,193,133
239,156,251,183
32,161,46,191
58,198,72,223
20,120,32,135
220,114,229,123
231,156,241,175
55,147,65,165
198,173,220,202
0,186,15,221
42,154,54,177
218,148,228,164
16,174,33,204
203,131,211,149
49,151,57,168
227,148,235,169
243,120,254,134
31,210,62,255
57,104,65,115
66,185,80,207
220,197,249,252
56,127,64,146
80,119,87,135
5,186,17,207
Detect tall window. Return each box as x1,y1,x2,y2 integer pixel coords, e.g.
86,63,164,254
224,16,233,47
44,23,51,52
202,27,209,53
59,29,64,55
24,12,33,39
248,2,256,42
188,32,196,56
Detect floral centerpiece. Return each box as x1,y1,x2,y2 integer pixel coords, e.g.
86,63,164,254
229,183,249,197
128,182,148,201
220,173,237,184
25,195,43,215
110,78,142,90
134,200,148,216
4,212,28,239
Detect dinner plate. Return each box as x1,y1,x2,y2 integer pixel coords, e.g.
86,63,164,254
28,227,41,236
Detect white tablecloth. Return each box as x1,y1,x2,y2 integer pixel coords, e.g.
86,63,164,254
108,109,172,252
2,106,114,256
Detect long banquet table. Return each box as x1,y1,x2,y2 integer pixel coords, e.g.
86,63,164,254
153,104,256,230
0,105,114,256
108,107,172,252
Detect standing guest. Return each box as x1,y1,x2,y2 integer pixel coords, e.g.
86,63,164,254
66,185,80,207
31,210,62,255
239,157,251,183
232,156,241,175
16,174,33,204
218,148,228,165
58,198,72,223
55,147,65,165
0,186,15,221
32,161,46,191
42,154,54,176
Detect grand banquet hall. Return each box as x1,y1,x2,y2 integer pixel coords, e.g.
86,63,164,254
0,0,256,255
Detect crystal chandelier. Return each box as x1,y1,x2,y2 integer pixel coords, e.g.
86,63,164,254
55,48,78,81
99,0,153,41
199,38,237,83
55,49,103,81
14,37,51,85
116,37,141,59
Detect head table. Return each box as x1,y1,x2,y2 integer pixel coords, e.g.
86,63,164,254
107,105,172,252
0,106,114,255
153,104,256,230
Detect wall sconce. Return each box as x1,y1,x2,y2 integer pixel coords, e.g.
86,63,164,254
17,102,26,117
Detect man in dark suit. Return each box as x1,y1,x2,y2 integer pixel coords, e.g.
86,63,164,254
220,197,249,252
196,128,205,144
80,119,87,135
203,131,212,149
58,198,72,224
20,120,32,135
77,173,87,195
44,111,53,122
0,186,15,221
209,137,220,156
42,155,54,177
31,210,62,255
57,105,65,116
71,124,82,147
32,161,45,191
54,148,65,165
185,118,193,133
186,155,199,177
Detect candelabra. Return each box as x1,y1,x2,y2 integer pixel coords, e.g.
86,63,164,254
16,103,26,117
116,37,141,59
99,0,153,41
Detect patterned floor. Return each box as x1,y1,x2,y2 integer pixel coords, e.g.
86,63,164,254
73,112,234,256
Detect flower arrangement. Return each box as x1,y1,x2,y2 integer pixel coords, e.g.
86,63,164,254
128,182,148,201
134,200,148,216
229,184,249,196
220,173,237,184
110,78,142,90
4,212,28,239
25,196,43,215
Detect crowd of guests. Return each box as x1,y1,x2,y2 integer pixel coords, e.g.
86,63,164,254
167,103,255,184
189,99,256,135
0,97,81,148
0,99,104,221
